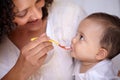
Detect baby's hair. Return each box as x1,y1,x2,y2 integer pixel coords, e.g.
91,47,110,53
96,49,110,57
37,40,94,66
86,12,120,59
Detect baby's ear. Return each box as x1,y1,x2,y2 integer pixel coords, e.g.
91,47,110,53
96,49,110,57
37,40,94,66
96,48,108,60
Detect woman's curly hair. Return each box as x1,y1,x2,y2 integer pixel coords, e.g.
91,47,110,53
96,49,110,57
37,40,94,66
0,0,53,42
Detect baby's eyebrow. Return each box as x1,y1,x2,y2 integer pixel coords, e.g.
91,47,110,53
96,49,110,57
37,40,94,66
77,31,82,34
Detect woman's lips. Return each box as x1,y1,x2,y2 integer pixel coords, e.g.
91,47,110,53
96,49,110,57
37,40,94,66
28,19,39,25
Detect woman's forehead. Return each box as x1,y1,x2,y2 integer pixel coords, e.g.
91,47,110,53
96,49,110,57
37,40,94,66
13,0,37,11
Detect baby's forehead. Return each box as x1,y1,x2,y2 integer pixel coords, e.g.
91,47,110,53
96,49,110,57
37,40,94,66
78,18,106,36
82,18,108,29
79,18,105,28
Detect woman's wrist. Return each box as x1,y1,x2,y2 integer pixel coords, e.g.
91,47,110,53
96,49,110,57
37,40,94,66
1,66,27,80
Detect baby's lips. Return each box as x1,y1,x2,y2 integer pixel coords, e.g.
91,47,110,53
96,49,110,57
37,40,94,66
66,46,72,50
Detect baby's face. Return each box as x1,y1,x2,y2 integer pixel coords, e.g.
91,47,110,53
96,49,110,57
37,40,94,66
71,19,105,62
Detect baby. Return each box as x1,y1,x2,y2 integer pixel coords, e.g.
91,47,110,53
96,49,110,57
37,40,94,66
71,13,120,80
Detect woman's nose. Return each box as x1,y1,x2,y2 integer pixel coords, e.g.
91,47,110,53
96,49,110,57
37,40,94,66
29,7,42,20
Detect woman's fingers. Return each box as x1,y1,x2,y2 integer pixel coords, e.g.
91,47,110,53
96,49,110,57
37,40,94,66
31,41,52,55
37,54,47,66
34,43,53,60
25,41,53,61
20,33,53,67
22,33,50,53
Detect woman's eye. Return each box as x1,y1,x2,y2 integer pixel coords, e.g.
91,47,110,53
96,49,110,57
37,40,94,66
15,10,27,17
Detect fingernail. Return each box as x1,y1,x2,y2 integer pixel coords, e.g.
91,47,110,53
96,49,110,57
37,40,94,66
40,33,46,37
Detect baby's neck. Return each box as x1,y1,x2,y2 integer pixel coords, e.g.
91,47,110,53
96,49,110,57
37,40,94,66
80,61,98,73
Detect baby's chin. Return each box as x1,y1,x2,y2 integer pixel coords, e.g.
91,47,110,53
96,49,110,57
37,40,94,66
70,51,76,58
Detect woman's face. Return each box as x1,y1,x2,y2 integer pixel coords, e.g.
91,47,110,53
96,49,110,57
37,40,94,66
13,0,45,31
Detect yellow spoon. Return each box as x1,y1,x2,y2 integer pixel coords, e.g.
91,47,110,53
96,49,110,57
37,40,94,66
31,37,71,50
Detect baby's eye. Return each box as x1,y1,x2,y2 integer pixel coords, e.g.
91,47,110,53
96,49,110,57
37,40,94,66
79,35,84,41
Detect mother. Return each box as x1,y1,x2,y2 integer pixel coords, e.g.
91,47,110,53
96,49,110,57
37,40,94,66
0,0,53,80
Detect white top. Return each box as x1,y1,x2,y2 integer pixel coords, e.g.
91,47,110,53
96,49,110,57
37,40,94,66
0,1,86,80
112,54,120,71
73,60,119,80
0,36,20,79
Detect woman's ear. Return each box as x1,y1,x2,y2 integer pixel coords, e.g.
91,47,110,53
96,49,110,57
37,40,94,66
40,0,45,7
36,0,45,8
96,48,108,60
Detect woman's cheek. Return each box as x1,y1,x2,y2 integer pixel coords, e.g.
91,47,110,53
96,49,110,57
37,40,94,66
13,17,28,26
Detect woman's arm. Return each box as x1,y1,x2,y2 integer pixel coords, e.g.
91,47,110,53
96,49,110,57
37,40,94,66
1,33,53,80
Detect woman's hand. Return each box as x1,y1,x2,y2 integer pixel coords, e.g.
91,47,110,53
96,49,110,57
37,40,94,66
2,33,53,80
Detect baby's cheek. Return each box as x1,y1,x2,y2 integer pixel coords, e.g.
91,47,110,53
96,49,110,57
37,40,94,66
70,51,76,58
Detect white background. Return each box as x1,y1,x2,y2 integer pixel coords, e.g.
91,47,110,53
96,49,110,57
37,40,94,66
74,0,120,17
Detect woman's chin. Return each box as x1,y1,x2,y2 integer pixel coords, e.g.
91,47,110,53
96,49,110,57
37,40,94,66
26,20,42,31
28,26,42,31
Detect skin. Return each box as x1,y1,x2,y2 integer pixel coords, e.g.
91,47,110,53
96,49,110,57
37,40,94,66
71,19,107,73
2,0,53,80
118,70,120,77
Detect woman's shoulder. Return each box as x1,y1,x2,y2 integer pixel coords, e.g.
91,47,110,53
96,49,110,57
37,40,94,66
0,36,20,61
0,37,19,63
0,36,20,79
0,36,16,51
